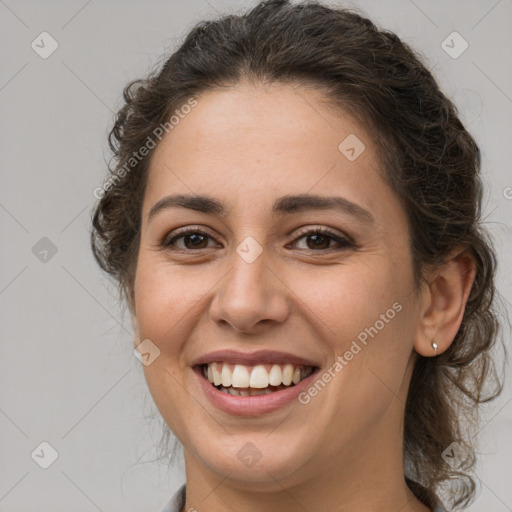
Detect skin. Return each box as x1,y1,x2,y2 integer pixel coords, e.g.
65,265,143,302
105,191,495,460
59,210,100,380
132,81,476,512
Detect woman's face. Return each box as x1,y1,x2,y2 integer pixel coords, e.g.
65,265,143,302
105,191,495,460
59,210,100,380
133,82,425,490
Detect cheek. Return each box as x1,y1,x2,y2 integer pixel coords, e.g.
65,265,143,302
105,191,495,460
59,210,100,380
133,260,206,435
296,261,415,406
292,260,407,346
133,259,210,350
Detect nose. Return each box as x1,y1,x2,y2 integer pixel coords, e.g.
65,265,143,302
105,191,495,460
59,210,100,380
208,246,290,334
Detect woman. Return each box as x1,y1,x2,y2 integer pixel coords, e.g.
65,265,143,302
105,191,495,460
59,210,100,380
90,1,505,510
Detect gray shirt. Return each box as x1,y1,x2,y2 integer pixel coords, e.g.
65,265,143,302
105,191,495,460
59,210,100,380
160,484,448,511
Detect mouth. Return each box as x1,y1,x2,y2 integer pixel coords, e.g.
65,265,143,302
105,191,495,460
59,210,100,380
197,362,317,397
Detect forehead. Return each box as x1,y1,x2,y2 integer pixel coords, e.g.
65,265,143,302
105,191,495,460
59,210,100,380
143,82,397,224
151,81,371,169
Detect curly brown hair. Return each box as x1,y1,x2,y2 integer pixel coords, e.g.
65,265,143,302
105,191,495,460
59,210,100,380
90,1,507,509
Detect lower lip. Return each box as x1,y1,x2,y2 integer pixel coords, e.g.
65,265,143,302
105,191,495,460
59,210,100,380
193,366,319,416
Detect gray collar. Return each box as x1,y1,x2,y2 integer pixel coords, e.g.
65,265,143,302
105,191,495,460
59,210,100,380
160,484,447,512
160,484,185,512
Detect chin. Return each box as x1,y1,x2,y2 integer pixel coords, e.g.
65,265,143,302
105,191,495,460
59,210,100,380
191,434,316,487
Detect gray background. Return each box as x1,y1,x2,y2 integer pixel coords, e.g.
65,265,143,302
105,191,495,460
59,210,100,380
1,0,511,510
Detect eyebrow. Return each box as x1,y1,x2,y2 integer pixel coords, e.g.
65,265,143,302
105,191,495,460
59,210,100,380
147,193,374,224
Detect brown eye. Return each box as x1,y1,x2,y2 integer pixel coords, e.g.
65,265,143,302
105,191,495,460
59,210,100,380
304,233,331,250
161,227,354,253
163,230,217,250
290,228,354,252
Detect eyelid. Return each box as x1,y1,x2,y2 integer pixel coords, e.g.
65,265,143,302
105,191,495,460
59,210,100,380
291,225,353,243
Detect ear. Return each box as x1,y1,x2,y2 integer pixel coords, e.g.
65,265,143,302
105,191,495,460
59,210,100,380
414,247,476,357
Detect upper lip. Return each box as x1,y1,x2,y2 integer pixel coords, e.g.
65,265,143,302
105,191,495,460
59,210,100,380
191,349,320,368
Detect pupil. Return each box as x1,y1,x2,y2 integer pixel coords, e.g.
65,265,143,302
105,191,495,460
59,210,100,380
308,234,329,249
186,234,207,249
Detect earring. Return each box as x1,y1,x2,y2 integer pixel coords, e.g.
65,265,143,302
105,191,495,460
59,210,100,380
432,339,438,355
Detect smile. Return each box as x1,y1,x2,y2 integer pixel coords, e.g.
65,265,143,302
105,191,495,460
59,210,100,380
194,363,320,416
201,362,315,396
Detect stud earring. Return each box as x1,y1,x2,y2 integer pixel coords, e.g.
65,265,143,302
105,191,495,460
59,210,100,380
432,339,438,355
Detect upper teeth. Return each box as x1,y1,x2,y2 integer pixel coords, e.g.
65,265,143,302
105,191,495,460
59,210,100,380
203,362,313,388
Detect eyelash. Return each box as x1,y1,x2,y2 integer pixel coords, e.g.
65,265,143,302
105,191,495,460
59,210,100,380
160,226,354,253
